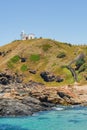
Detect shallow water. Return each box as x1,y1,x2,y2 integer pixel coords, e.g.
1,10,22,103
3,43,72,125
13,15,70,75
0,106,87,130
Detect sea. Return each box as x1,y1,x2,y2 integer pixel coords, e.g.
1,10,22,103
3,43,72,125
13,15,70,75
0,105,87,130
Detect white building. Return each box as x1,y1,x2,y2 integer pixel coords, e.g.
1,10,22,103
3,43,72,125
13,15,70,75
20,31,35,40
28,34,35,39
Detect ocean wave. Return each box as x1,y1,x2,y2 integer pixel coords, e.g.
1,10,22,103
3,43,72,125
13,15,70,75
53,105,79,111
53,107,64,111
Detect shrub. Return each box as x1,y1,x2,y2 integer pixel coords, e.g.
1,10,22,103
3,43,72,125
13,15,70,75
11,55,20,63
42,44,52,52
57,52,66,58
64,42,72,47
78,64,87,73
21,64,28,72
75,58,85,70
30,54,40,61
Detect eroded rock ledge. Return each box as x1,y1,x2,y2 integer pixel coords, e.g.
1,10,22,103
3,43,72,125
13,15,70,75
0,80,87,116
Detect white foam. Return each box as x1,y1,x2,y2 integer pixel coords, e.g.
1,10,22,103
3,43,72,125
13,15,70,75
53,107,64,111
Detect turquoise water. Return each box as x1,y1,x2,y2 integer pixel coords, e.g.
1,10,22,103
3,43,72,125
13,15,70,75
0,106,87,130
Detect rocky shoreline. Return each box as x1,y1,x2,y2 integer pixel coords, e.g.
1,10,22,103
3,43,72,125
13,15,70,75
0,82,55,117
0,78,87,117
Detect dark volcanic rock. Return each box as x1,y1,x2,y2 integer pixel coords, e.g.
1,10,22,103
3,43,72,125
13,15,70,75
29,70,36,74
0,77,9,85
20,58,27,62
0,72,23,85
0,73,12,85
0,73,13,85
40,71,56,82
39,96,48,102
56,76,64,82
40,71,64,82
0,50,12,57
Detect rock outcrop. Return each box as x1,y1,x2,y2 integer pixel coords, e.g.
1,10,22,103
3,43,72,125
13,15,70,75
0,72,23,85
40,71,56,82
40,71,64,82
0,77,87,116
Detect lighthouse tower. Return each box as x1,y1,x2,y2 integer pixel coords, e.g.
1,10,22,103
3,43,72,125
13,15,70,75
20,31,26,40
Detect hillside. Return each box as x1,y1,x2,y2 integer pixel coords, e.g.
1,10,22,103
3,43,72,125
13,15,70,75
0,38,87,86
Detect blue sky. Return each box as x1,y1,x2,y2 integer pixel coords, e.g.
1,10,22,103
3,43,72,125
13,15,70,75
0,0,87,45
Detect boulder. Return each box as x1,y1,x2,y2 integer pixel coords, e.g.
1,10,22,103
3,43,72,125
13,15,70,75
29,70,36,74
40,71,64,83
0,73,13,85
40,71,56,82
0,77,9,85
20,58,27,62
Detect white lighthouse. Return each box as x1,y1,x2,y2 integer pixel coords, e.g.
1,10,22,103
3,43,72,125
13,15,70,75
20,31,35,40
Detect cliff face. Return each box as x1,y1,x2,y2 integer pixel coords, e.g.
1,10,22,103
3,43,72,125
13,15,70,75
0,38,87,86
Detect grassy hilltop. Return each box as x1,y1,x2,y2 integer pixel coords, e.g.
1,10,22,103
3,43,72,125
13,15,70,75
0,38,87,86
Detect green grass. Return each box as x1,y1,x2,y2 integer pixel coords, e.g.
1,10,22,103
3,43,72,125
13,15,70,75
21,64,28,72
30,54,40,62
11,55,20,63
7,55,20,69
63,68,74,84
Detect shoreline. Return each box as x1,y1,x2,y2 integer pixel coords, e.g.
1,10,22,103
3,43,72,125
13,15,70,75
0,82,87,117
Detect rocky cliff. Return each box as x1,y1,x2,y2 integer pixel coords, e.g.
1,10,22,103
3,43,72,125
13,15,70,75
0,79,87,116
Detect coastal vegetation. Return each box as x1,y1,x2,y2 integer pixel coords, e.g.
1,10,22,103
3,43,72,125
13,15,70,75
0,38,87,86
0,38,87,117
